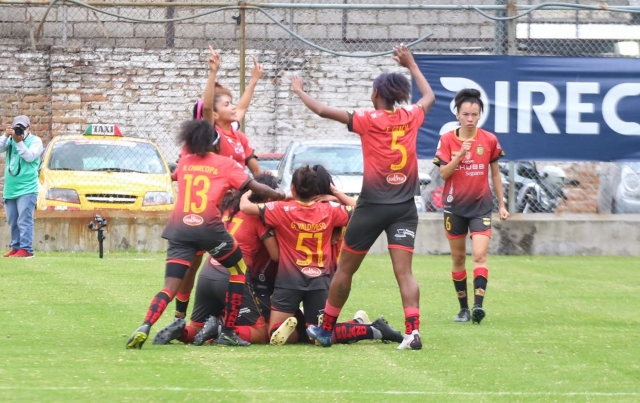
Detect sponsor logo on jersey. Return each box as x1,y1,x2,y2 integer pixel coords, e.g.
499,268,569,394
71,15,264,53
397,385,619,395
446,195,454,203
301,267,322,277
183,214,203,226
476,145,484,156
386,173,407,185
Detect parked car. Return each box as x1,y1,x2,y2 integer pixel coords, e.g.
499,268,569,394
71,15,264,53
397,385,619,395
257,152,284,176
275,140,429,211
37,124,176,211
598,162,640,214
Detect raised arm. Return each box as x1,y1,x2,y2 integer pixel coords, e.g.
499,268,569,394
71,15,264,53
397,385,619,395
235,55,263,123
291,76,350,125
202,45,221,124
392,44,435,114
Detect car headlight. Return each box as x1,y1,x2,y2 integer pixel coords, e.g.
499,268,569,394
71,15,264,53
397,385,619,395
143,191,174,206
620,166,640,196
46,188,80,204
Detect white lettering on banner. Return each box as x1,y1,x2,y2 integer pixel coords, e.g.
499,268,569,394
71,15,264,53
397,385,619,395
566,82,599,134
517,82,561,134
602,83,640,135
438,78,640,136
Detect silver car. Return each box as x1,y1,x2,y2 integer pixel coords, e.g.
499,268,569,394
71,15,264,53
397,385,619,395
275,140,429,211
598,162,640,214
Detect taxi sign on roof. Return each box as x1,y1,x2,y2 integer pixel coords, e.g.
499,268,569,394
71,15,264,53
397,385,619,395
84,124,122,136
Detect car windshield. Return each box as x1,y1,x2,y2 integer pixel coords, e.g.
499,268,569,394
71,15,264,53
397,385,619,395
47,140,167,174
290,145,363,175
259,159,281,171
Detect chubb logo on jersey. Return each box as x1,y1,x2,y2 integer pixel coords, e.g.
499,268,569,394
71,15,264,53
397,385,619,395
386,173,407,185
301,267,322,277
183,214,204,226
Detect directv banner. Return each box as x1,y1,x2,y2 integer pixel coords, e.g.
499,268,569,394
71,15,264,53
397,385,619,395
414,55,640,161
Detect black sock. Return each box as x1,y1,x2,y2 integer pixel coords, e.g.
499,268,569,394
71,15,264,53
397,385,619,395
473,267,489,307
452,270,468,309
143,289,173,326
333,323,374,344
174,293,190,319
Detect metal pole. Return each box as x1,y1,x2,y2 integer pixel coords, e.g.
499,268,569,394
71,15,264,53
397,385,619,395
239,4,246,132
507,0,517,214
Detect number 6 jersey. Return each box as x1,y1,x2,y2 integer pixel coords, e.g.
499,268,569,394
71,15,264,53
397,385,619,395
162,152,250,241
258,201,353,291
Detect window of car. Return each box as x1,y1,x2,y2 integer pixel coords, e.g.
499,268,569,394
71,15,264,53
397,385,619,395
47,140,167,174
290,145,363,175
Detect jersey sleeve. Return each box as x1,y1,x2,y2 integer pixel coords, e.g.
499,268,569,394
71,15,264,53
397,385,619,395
403,104,426,125
226,160,252,191
346,110,369,136
490,135,505,163
330,202,353,227
433,134,452,166
236,131,257,165
257,202,280,228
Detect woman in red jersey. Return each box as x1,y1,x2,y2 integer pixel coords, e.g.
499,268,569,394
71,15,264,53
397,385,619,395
293,45,435,350
126,120,284,350
433,88,509,325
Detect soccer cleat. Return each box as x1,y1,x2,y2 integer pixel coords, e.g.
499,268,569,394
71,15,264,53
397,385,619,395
372,317,404,343
353,310,371,324
153,317,186,345
126,324,150,349
454,308,471,323
397,330,422,350
217,330,250,347
270,317,297,346
306,325,333,347
3,249,18,257
12,249,34,258
471,305,486,324
193,316,220,346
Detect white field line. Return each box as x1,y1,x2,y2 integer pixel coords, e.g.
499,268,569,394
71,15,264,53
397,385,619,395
0,386,637,396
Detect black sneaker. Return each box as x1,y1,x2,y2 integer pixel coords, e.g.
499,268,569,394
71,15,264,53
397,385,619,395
471,305,485,324
193,316,220,346
126,324,150,350
217,329,250,347
454,308,470,323
153,317,186,345
372,317,404,343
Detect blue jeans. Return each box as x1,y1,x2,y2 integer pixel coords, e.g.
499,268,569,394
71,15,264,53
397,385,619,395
4,193,37,254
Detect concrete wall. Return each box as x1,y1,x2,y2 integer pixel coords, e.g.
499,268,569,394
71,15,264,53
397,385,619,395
1,211,639,256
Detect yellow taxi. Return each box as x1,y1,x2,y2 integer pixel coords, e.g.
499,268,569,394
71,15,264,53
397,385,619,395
37,124,176,211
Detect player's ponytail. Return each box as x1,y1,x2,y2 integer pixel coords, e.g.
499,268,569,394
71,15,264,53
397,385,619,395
313,164,334,195
454,88,484,113
292,165,319,201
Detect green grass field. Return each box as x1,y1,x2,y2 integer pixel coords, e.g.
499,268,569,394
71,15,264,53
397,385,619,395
1,252,639,402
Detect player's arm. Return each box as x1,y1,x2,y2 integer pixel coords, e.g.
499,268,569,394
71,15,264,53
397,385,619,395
246,155,262,176
263,233,279,262
235,55,263,122
202,45,220,124
291,76,349,124
331,184,357,206
392,44,435,114
490,161,510,220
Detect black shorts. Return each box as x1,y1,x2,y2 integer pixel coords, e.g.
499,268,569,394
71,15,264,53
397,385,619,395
443,211,492,239
191,271,265,326
270,286,327,326
166,222,236,266
343,198,418,253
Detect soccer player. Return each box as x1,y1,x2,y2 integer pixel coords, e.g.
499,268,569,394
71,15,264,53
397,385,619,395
294,44,435,350
432,88,509,324
167,46,264,330
125,120,284,349
154,174,280,345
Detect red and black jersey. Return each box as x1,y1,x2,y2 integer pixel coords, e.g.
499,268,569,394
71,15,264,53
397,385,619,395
433,127,505,217
162,153,250,241
222,210,274,277
347,105,425,204
216,124,256,168
258,200,352,291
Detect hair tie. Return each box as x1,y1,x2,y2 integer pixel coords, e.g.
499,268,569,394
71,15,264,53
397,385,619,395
196,99,204,120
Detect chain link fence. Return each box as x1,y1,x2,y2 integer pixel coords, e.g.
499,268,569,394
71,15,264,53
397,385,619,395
1,0,638,214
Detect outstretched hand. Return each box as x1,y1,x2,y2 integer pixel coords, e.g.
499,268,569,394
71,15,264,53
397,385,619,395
290,76,304,94
250,55,264,81
391,44,416,68
208,45,221,73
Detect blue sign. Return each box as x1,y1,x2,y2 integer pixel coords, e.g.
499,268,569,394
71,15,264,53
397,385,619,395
414,55,640,161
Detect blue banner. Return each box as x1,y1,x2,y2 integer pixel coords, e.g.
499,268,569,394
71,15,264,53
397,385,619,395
414,55,640,161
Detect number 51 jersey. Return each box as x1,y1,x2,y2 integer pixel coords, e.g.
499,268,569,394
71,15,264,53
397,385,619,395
163,152,250,241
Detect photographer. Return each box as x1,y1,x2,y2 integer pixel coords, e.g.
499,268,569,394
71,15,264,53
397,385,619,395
1,115,43,258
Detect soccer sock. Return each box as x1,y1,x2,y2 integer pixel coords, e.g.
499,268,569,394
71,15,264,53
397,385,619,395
178,324,197,344
473,267,489,307
174,292,190,319
143,288,173,327
234,326,252,343
333,323,377,344
268,323,282,339
321,302,341,333
222,258,247,332
404,307,420,335
452,270,469,309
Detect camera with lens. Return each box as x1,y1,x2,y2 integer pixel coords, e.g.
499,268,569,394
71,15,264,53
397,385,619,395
88,214,107,230
13,124,25,137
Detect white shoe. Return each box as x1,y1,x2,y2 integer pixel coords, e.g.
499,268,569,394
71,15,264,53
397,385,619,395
397,330,422,350
353,310,371,324
270,317,297,346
